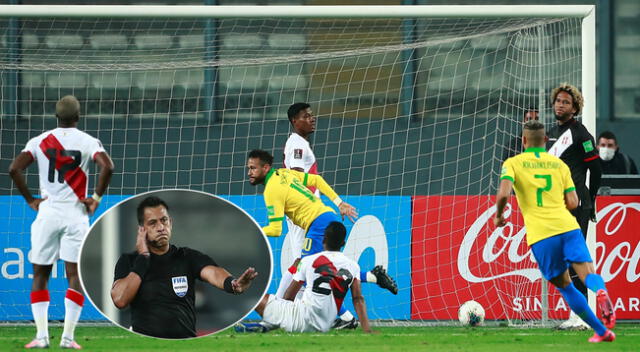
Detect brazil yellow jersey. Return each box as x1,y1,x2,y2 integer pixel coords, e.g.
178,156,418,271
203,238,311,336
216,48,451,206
500,147,580,245
261,168,339,237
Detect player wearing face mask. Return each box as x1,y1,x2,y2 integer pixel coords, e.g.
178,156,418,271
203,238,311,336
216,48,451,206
597,131,638,175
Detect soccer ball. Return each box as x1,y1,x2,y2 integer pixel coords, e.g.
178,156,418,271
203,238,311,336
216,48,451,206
458,300,485,326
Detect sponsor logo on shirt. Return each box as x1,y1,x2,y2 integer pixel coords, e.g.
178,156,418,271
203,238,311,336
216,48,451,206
172,276,188,297
267,206,275,216
582,140,594,153
294,149,303,159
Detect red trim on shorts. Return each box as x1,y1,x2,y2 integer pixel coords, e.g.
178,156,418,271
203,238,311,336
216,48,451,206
30,290,50,304
65,288,84,306
288,264,298,274
584,155,599,162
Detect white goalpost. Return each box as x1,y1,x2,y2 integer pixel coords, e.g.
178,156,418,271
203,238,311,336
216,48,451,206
0,4,595,326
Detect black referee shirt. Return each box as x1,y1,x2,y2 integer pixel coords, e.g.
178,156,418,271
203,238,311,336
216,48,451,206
547,118,599,209
114,245,217,338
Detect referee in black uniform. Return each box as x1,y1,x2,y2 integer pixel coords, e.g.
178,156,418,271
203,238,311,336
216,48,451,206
546,83,602,328
111,196,258,338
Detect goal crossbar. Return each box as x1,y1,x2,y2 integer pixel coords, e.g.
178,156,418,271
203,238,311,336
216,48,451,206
0,5,593,19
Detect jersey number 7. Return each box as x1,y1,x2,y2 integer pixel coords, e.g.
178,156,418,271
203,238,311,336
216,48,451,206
534,174,552,207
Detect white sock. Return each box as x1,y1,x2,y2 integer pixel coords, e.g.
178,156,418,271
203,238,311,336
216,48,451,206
275,270,294,299
366,271,377,283
340,310,354,321
62,289,84,341
30,290,49,339
31,302,49,339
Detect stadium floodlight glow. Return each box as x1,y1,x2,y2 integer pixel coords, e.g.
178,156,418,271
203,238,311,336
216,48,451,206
0,4,595,327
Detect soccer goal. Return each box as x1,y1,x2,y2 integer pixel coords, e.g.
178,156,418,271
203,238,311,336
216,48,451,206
0,4,595,326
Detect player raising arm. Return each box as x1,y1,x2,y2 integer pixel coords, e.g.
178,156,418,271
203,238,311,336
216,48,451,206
9,95,114,349
494,120,615,343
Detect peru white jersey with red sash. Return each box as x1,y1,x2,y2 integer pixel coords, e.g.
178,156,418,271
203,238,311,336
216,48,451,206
293,251,360,331
22,127,105,202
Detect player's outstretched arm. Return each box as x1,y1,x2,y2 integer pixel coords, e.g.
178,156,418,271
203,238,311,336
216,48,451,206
351,279,373,333
493,179,513,227
8,152,45,211
81,151,114,215
200,266,258,294
111,227,149,309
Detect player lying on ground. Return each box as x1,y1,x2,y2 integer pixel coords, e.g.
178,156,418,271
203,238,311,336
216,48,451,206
9,95,114,350
494,120,616,343
111,196,258,339
243,221,373,333
280,103,396,330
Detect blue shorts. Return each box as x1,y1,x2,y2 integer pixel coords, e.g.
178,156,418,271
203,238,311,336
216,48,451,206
530,229,593,281
301,212,340,258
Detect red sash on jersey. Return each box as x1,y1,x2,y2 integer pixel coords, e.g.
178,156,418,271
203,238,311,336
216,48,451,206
39,134,87,200
312,255,351,311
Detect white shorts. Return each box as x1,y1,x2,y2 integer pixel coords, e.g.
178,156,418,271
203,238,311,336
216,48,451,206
263,295,323,333
29,200,89,265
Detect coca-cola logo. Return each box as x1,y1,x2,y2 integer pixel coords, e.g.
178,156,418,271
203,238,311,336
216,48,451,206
457,201,640,284
457,203,539,283
595,202,640,283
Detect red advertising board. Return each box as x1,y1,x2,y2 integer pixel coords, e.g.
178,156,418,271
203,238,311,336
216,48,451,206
594,196,640,320
411,195,640,321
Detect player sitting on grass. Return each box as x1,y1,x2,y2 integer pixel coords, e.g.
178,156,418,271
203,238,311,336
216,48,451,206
494,120,616,343
243,221,373,333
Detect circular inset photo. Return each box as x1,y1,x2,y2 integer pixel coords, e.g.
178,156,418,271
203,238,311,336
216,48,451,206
79,189,271,339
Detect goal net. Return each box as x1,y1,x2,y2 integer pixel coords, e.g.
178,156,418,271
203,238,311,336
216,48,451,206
0,5,593,326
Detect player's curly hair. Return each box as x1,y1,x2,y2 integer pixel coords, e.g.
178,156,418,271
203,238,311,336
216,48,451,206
550,83,584,116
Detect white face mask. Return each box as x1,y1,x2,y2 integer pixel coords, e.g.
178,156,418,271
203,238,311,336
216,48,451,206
599,147,615,161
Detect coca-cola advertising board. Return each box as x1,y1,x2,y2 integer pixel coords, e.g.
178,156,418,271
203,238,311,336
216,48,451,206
411,195,640,320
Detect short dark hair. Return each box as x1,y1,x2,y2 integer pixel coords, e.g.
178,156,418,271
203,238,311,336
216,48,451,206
248,149,273,166
523,119,545,146
598,130,617,144
323,222,347,251
137,196,169,225
287,102,311,124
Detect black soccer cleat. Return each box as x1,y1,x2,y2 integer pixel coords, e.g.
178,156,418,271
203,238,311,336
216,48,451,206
371,265,398,295
331,317,359,330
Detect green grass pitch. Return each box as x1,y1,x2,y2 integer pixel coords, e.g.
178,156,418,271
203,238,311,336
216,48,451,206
1,324,638,351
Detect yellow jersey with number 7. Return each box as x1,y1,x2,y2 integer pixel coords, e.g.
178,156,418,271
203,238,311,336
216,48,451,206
500,147,580,245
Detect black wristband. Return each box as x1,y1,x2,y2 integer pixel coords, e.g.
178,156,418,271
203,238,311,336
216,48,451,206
223,276,236,294
132,254,150,280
